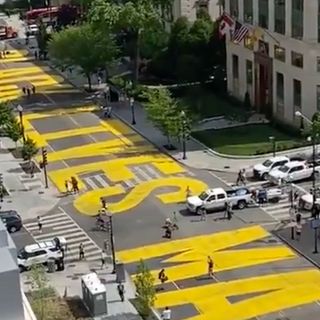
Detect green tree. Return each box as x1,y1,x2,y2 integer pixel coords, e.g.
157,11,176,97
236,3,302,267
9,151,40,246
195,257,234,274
48,23,118,90
90,0,162,84
21,137,39,166
143,88,183,148
134,259,156,317
36,21,51,57
5,117,22,149
28,265,55,320
0,102,12,127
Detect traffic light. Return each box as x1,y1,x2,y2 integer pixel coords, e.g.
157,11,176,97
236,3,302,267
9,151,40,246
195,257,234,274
42,148,48,166
0,173,3,186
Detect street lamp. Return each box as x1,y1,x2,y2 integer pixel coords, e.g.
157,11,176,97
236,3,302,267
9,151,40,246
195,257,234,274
130,97,136,125
295,110,319,253
17,105,25,143
269,136,276,157
180,110,187,160
107,212,116,274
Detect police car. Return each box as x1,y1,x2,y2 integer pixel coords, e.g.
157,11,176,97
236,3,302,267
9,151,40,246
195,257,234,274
17,237,66,272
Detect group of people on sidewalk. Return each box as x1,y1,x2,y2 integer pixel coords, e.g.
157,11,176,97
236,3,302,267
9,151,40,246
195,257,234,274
22,85,36,97
64,177,79,194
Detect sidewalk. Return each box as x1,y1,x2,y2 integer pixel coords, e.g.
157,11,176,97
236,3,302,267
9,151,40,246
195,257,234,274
20,39,316,173
21,260,143,320
0,137,59,220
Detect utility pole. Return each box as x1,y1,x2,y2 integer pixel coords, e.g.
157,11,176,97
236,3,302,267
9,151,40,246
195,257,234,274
42,148,49,189
107,212,116,274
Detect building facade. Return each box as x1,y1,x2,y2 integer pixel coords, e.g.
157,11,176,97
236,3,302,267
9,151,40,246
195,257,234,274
225,0,320,125
0,221,36,320
172,0,223,22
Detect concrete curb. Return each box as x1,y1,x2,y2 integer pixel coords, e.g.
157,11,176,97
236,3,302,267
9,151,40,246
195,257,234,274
273,232,320,269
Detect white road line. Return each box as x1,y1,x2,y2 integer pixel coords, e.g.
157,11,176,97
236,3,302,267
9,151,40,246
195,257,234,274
52,223,80,231
122,179,135,188
96,175,109,187
33,227,83,239
24,217,72,229
135,166,154,181
84,177,98,189
143,165,161,179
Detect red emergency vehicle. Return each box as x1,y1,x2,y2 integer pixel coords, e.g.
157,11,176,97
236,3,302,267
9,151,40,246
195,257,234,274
25,7,58,24
0,19,18,40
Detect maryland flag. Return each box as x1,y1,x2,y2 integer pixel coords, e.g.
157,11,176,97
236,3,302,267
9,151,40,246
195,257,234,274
250,26,265,43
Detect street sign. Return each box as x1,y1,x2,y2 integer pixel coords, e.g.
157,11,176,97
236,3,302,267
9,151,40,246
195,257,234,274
311,219,320,229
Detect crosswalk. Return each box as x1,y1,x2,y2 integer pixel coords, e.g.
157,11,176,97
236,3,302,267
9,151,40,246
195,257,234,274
210,171,312,222
82,164,195,191
23,208,102,263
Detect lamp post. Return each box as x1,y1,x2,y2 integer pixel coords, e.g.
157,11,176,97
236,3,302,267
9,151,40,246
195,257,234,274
295,110,318,253
269,136,276,157
107,212,116,273
180,111,187,160
130,97,136,125
17,105,25,143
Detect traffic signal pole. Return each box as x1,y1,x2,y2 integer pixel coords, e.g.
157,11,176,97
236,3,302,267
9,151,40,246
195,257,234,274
42,148,49,189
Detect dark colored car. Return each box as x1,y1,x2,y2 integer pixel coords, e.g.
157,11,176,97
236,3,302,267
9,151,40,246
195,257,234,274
0,210,22,233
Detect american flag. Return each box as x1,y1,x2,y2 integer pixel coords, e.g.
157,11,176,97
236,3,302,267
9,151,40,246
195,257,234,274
232,21,250,43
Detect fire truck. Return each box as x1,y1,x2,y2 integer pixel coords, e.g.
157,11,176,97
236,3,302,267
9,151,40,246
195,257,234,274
0,19,18,40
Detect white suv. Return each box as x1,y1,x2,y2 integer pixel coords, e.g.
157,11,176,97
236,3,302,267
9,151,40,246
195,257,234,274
17,237,66,272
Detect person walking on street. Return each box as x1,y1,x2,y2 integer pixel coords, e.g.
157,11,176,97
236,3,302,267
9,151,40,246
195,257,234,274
161,306,171,320
158,269,168,289
117,282,125,302
79,243,85,260
101,197,107,210
186,186,192,199
64,180,70,194
34,50,38,60
32,85,36,94
207,256,214,277
37,216,42,233
101,250,107,269
71,177,79,193
295,222,302,241
22,87,26,95
200,206,206,221
26,88,31,97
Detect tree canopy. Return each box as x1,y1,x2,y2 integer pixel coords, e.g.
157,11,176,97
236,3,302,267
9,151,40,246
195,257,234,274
89,0,163,83
48,23,118,90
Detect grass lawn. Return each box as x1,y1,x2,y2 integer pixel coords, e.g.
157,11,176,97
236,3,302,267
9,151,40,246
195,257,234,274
192,124,307,156
176,87,250,120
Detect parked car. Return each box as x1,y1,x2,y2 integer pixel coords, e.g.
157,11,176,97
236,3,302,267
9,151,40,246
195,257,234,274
26,24,38,35
17,236,67,272
187,187,252,214
268,161,319,184
0,210,22,233
253,156,290,180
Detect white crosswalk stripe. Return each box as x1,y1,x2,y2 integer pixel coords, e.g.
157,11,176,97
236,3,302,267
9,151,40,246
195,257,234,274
82,164,195,190
23,208,102,263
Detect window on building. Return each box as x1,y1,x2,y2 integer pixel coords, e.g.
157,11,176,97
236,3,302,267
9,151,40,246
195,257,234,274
292,0,304,39
232,54,239,79
318,0,320,42
246,60,253,85
293,79,302,107
291,51,303,68
243,0,253,24
196,0,209,17
317,85,320,111
274,0,286,34
317,57,320,72
276,73,284,101
258,0,269,29
230,0,239,18
274,45,286,62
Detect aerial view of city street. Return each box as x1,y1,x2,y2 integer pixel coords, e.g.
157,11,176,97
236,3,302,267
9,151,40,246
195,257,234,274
2,0,320,320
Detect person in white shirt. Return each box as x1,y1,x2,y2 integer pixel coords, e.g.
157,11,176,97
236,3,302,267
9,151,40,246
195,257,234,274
161,306,171,320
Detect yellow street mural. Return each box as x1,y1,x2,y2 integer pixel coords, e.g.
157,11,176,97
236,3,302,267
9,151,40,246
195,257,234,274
0,51,80,102
117,225,320,320
21,110,208,215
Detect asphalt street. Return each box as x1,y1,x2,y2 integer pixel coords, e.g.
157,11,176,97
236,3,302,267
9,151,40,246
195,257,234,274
3,21,320,320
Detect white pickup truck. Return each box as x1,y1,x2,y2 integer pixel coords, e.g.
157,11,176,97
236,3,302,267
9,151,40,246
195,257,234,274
268,161,319,184
253,156,289,180
187,187,252,214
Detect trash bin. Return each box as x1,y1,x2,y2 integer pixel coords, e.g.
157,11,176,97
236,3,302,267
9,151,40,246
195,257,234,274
47,258,56,273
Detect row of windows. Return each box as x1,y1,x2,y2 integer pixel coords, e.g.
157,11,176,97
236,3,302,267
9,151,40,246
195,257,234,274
229,0,305,40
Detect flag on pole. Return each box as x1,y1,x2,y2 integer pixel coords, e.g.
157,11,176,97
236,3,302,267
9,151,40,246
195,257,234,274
251,26,264,43
232,21,250,43
219,12,235,38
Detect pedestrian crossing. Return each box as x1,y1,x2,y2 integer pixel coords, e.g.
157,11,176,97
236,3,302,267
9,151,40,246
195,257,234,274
82,164,195,191
23,208,102,263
